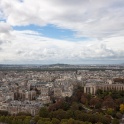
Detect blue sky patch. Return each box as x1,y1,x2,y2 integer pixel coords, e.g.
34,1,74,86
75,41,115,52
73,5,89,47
13,24,90,41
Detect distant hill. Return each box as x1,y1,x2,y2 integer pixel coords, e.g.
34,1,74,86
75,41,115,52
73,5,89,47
120,63,124,66
43,63,72,67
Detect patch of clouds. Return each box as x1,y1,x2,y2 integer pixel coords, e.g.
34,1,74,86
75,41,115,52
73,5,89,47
0,29,123,64
0,0,124,64
0,21,11,34
0,0,124,39
0,21,12,42
0,40,4,45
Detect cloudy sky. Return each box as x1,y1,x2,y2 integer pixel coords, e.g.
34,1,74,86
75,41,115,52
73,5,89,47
0,0,124,64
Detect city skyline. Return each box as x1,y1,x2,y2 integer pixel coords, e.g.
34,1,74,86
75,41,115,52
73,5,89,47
0,0,124,64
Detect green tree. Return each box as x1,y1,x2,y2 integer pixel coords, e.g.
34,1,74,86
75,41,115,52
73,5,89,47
66,110,74,119
39,107,49,118
0,116,5,122
53,109,67,120
17,119,23,124
67,118,75,124
51,118,60,124
33,115,40,123
37,119,45,124
23,118,30,124
112,118,119,124
70,102,80,111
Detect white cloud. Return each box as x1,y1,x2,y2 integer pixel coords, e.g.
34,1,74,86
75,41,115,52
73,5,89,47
0,22,11,33
0,0,124,38
0,21,12,41
0,29,123,64
0,0,124,64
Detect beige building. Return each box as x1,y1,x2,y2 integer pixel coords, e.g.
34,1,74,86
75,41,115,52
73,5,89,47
62,91,72,97
37,87,50,104
8,105,39,116
84,83,124,95
25,90,36,100
54,88,62,98
0,102,8,111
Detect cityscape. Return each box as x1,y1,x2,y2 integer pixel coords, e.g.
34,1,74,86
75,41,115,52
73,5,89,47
0,64,123,123
0,0,124,124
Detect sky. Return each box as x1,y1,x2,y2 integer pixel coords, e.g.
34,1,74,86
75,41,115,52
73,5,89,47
0,0,124,64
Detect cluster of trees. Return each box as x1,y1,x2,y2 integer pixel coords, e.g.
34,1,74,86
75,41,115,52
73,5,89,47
96,89,124,99
39,107,112,124
0,116,31,124
0,115,106,124
0,114,112,124
96,89,124,109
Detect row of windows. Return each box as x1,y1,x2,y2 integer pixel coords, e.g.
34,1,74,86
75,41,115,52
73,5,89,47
97,86,124,90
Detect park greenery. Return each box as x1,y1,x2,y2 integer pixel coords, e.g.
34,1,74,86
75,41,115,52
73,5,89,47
0,86,124,124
